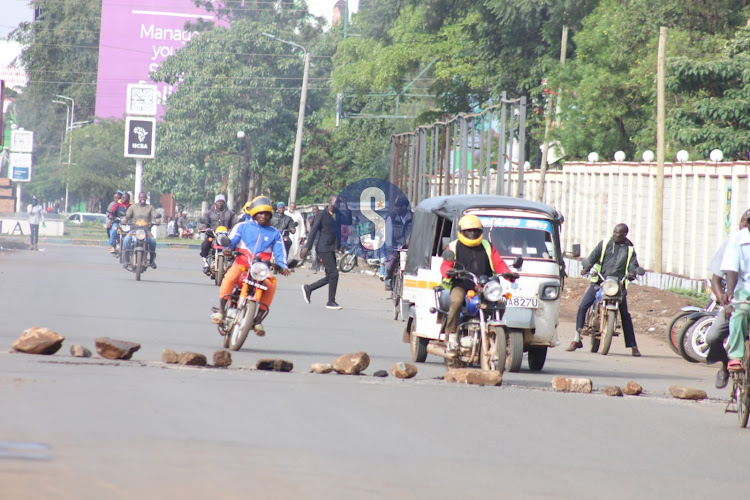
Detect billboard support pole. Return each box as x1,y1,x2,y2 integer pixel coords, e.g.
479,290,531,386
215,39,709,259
16,183,22,213
135,159,143,196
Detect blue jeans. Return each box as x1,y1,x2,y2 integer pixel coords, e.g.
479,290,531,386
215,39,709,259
123,231,156,261
109,222,120,247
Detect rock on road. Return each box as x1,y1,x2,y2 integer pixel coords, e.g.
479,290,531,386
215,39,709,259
0,245,747,499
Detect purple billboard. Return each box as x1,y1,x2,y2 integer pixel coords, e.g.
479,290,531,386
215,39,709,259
95,0,224,119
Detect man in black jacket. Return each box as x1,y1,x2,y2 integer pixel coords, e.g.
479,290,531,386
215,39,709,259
300,195,352,309
568,223,642,356
199,194,236,273
270,202,297,254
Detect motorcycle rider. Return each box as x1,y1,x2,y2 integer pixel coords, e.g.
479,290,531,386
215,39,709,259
271,202,296,254
384,195,412,290
107,192,132,253
706,210,750,388
105,191,122,239
440,214,514,355
210,196,290,335
121,192,161,269
569,223,642,356
199,194,236,273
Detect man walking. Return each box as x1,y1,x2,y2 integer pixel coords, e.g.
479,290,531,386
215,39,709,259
27,195,44,251
300,195,352,310
569,223,642,356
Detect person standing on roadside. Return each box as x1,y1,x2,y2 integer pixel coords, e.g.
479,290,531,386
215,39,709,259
287,202,307,261
300,195,352,310
27,195,44,251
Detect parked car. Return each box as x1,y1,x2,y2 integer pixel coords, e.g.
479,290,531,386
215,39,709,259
66,212,108,226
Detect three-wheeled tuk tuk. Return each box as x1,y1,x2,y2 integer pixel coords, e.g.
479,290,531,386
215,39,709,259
400,195,565,372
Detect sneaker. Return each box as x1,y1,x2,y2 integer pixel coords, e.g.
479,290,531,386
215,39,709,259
150,262,157,269
254,323,266,337
326,301,343,310
210,312,224,325
109,247,116,254
301,285,311,304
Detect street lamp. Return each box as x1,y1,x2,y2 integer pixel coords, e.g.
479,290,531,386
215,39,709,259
235,130,245,209
55,94,75,214
51,100,69,165
262,32,310,205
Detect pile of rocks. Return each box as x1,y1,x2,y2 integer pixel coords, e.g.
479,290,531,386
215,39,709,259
308,351,418,380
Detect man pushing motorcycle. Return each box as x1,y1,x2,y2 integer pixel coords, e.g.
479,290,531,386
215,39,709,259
440,214,514,355
211,196,290,336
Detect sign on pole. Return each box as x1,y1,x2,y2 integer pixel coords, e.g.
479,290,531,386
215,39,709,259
124,117,156,158
9,152,32,182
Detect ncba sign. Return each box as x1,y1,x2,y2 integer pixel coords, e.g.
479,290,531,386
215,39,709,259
124,117,156,159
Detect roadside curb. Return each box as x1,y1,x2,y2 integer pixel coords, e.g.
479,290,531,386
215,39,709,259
41,238,201,250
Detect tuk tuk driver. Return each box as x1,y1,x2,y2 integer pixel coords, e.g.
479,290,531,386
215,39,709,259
440,214,515,355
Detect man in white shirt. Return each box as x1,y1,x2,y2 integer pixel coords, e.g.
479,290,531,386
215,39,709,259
720,222,750,371
287,202,307,261
27,195,45,251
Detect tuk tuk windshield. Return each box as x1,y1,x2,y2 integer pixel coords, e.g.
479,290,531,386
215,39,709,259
477,216,557,261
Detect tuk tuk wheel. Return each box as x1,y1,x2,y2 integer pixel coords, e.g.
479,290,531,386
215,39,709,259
408,319,427,363
527,346,547,371
506,330,524,373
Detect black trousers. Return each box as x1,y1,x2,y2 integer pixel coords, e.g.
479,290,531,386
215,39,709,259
576,285,637,348
200,237,212,258
308,251,338,303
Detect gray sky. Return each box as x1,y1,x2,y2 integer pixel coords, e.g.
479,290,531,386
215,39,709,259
1,0,35,39
0,0,359,39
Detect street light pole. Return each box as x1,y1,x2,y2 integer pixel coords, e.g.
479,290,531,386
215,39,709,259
51,100,69,165
262,33,309,205
55,94,75,214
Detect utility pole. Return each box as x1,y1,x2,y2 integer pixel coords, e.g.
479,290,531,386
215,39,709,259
537,25,568,202
655,26,667,274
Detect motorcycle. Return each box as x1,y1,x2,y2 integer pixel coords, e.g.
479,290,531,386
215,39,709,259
582,267,646,355
215,236,296,351
124,222,153,281
428,250,521,373
203,226,231,286
111,218,129,264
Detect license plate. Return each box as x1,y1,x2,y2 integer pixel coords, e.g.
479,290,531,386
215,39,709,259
507,297,538,308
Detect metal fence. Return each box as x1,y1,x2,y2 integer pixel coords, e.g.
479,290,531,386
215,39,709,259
390,129,750,288
390,94,527,206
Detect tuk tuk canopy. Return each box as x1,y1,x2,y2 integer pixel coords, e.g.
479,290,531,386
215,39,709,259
404,195,564,275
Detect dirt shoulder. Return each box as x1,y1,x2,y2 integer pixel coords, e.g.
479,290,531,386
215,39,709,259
560,277,704,340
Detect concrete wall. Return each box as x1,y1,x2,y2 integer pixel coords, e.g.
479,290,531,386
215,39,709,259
0,213,65,237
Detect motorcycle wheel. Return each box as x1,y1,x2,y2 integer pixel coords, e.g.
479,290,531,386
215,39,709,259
585,307,601,353
506,329,523,373
339,253,357,273
481,327,506,374
676,316,701,363
685,315,714,362
135,249,143,281
599,310,616,355
392,273,403,321
228,300,258,351
527,346,548,371
215,254,225,286
408,318,427,363
666,311,692,355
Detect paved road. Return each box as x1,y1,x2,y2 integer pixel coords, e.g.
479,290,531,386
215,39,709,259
0,245,747,499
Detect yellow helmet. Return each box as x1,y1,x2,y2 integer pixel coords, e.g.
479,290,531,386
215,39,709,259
457,214,484,247
243,196,273,218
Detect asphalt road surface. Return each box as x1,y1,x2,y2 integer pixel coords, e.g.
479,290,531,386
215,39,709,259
0,245,747,499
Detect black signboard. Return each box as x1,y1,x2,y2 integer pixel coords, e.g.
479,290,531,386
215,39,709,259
124,117,156,158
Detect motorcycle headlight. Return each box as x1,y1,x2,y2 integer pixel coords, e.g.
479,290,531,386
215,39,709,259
121,224,131,232
602,279,620,296
483,281,504,302
135,229,147,241
250,262,270,281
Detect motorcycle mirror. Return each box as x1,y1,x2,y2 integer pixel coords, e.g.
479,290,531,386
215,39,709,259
478,275,489,285
636,267,646,276
287,259,299,269
512,256,524,269
219,235,232,247
442,249,455,262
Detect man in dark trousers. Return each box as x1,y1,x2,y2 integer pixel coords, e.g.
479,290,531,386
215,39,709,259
568,223,642,356
300,195,352,310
